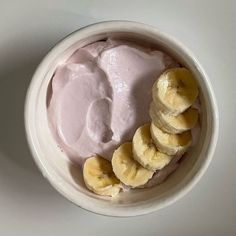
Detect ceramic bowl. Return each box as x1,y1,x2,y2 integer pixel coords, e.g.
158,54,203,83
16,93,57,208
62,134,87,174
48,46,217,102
25,21,219,217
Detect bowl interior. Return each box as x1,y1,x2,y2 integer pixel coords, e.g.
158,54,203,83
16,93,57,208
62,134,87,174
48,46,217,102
26,24,216,216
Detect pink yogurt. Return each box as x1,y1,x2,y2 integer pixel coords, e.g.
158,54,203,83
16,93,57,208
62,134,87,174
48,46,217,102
47,39,179,165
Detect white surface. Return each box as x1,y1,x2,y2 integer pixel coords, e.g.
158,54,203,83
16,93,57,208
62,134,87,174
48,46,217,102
0,0,235,234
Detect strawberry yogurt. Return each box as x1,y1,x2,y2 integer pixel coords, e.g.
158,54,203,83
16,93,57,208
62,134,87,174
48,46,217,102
47,39,179,166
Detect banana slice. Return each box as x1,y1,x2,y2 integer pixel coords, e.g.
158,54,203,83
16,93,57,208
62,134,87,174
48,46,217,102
149,102,198,134
83,156,122,197
112,142,154,187
150,122,192,155
132,124,172,171
152,67,198,115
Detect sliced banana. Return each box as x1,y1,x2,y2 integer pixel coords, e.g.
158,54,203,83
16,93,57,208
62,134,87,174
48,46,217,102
149,102,198,134
152,67,198,115
112,142,154,187
132,124,172,171
150,122,192,155
83,156,122,197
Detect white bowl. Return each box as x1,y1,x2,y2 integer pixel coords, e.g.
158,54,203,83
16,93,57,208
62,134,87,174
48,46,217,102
24,21,219,217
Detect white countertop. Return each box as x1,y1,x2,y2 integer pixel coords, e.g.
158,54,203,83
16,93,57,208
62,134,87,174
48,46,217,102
0,0,235,235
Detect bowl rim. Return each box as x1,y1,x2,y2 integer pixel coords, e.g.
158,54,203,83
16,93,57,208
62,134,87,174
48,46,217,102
24,20,219,217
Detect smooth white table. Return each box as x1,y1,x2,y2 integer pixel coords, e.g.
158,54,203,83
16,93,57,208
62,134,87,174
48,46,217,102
0,0,235,235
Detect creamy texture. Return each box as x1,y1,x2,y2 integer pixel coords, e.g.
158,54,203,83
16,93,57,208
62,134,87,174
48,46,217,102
48,39,179,165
